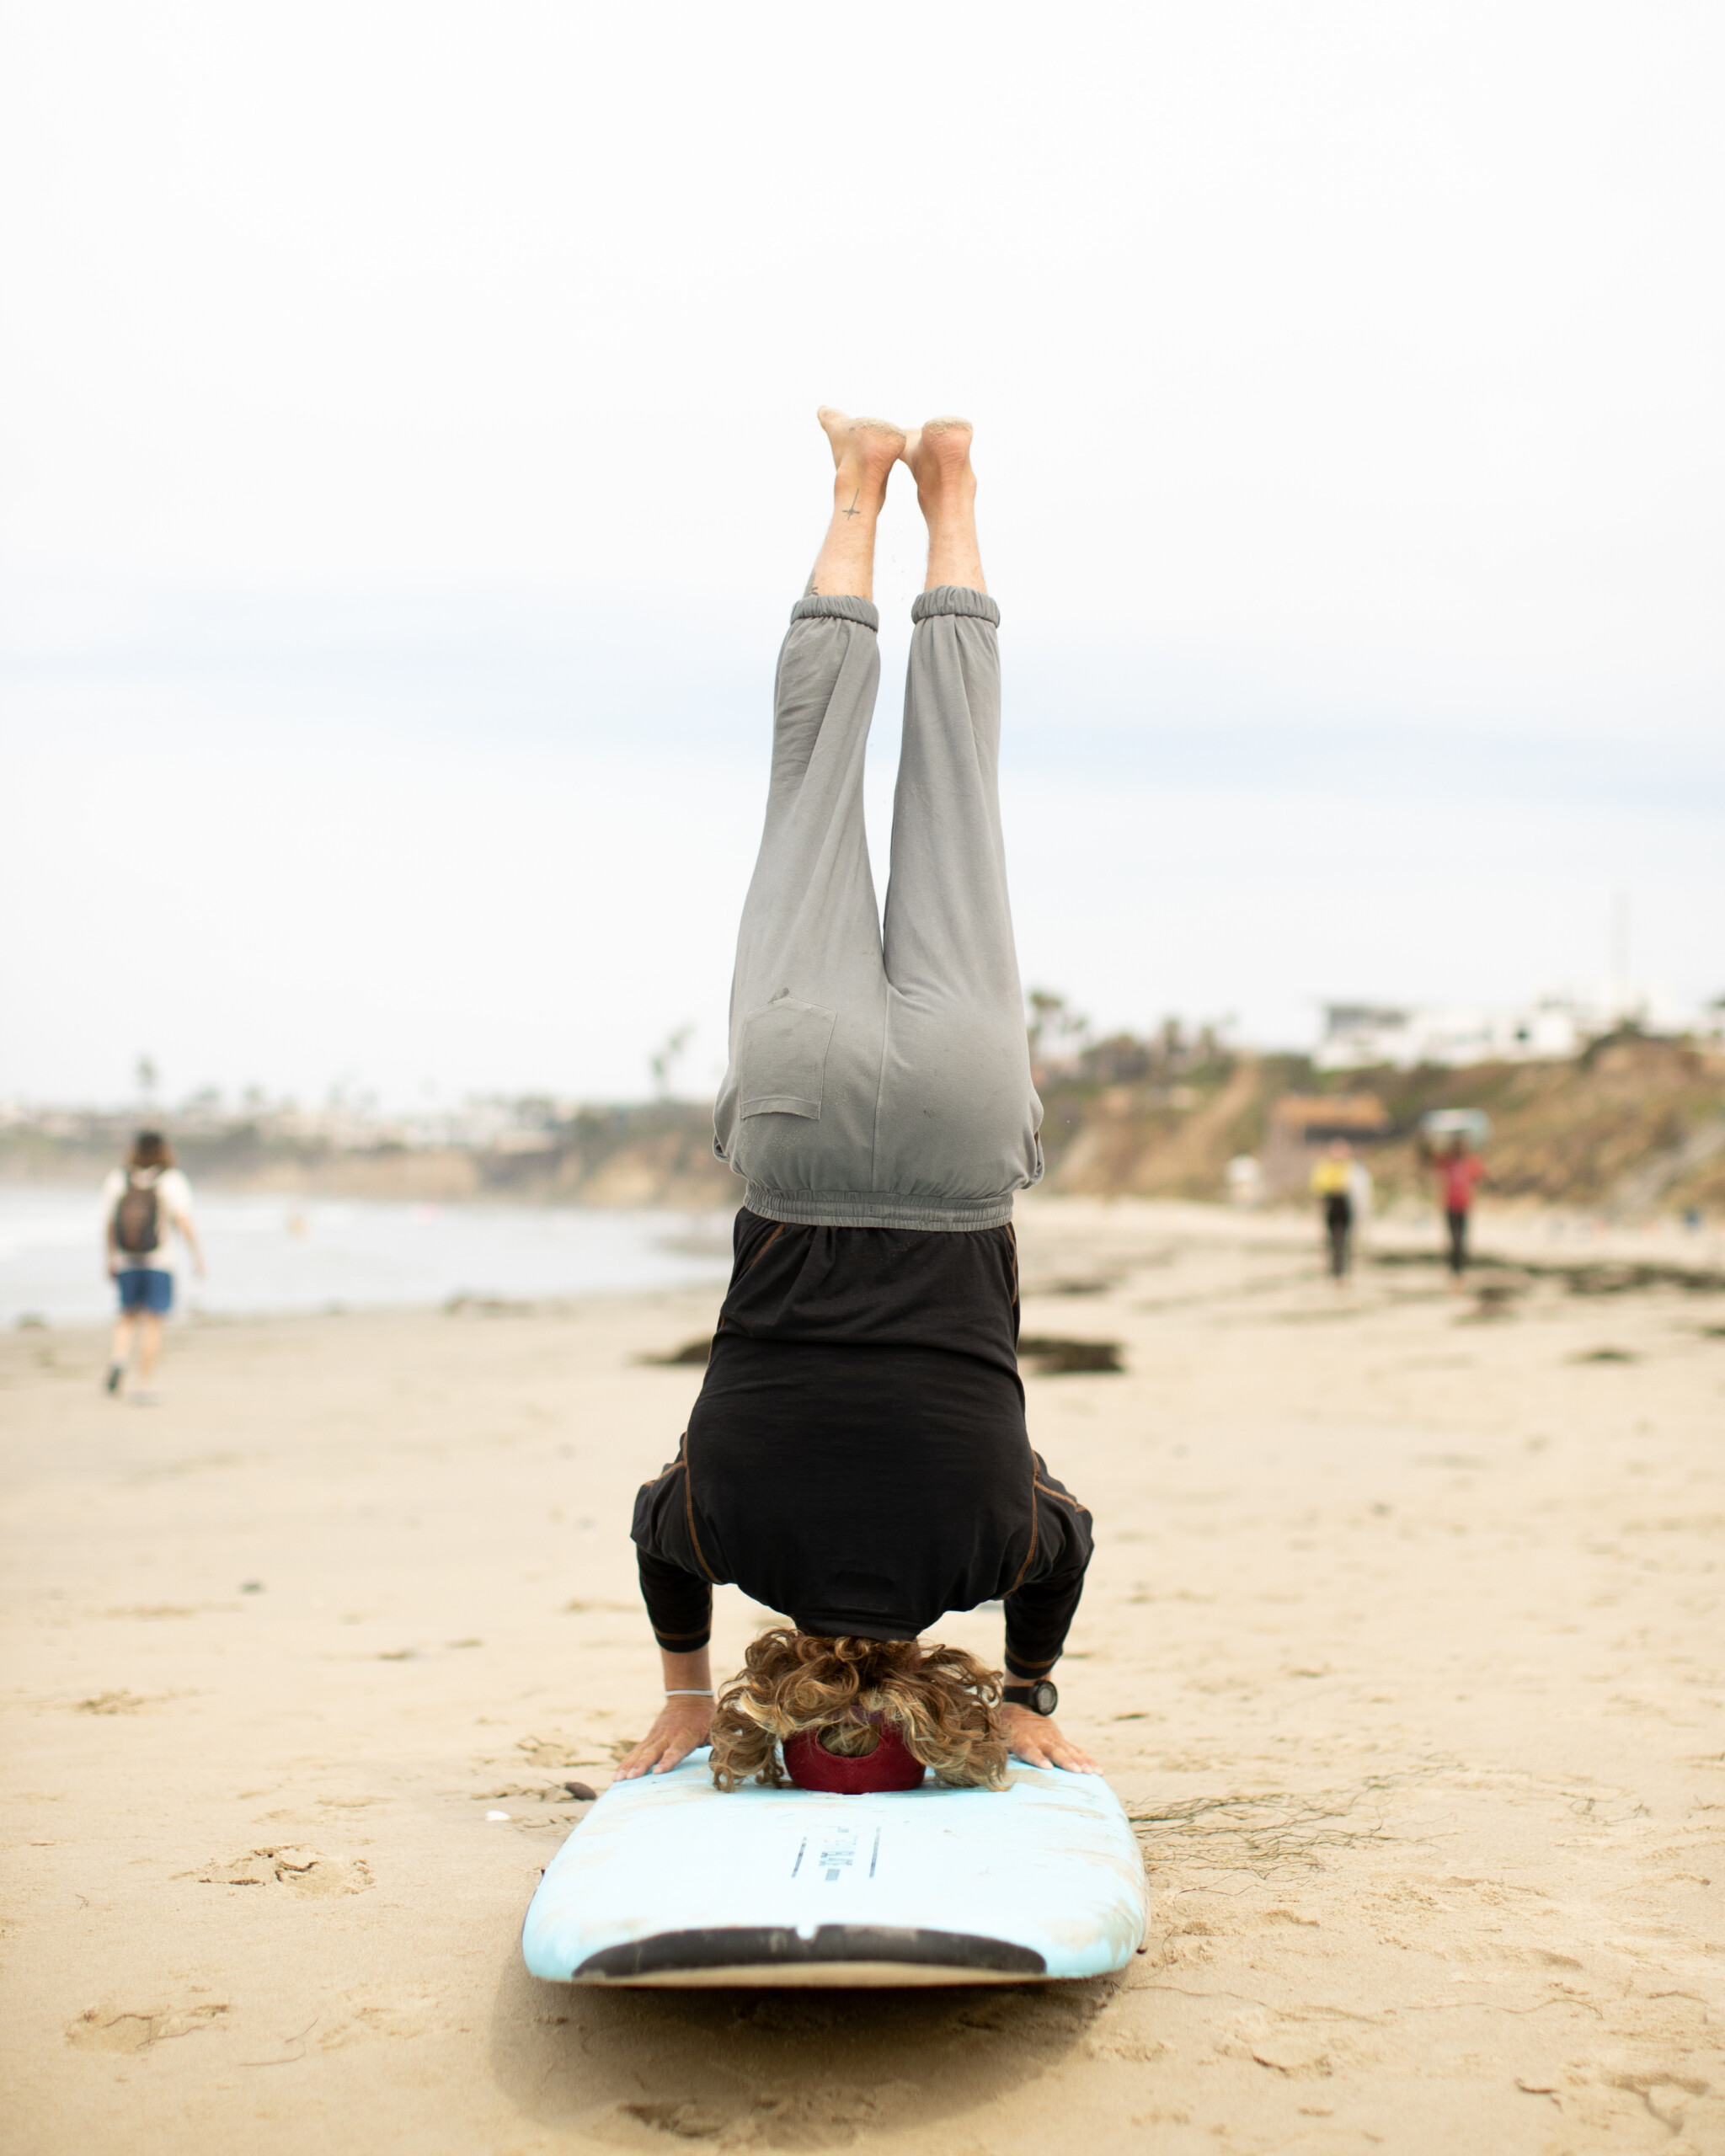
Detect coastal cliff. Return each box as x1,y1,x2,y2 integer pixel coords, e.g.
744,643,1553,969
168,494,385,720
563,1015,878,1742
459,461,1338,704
1036,1032,1725,1219
8,1033,1722,1219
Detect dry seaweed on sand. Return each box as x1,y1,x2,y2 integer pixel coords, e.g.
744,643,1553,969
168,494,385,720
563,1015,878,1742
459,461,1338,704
1018,1336,1124,1374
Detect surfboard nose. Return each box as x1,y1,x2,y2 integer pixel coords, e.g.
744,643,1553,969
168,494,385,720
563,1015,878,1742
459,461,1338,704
520,1752,1150,1990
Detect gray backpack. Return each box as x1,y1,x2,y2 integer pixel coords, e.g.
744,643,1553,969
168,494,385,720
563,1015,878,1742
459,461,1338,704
114,1171,161,1257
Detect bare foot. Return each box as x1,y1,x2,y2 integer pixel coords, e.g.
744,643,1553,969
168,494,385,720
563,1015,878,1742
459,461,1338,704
816,406,905,520
902,416,975,506
904,416,985,594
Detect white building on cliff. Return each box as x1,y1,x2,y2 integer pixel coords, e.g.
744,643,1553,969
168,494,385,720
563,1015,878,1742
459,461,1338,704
1315,998,1592,1072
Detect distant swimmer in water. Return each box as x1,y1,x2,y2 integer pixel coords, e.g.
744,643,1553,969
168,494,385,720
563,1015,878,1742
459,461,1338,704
617,408,1095,1792
102,1130,204,1403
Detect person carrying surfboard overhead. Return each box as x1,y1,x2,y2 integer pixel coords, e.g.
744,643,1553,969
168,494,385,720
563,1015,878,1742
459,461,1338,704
619,408,1097,1790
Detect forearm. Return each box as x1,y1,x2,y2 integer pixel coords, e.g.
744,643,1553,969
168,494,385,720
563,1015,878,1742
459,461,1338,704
660,1643,713,1695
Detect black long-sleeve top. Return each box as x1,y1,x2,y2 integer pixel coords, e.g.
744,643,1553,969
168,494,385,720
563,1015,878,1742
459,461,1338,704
630,1208,1092,1679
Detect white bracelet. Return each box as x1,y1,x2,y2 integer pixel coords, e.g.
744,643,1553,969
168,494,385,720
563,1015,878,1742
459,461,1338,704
665,1688,714,1696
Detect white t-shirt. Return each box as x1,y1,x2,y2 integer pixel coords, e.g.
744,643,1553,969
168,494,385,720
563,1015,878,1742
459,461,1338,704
102,1167,195,1273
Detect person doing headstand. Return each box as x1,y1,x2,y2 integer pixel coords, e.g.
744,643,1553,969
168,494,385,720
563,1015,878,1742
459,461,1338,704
618,409,1096,1790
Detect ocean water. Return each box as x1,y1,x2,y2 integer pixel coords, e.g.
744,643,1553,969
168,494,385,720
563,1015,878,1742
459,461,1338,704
0,1187,735,1328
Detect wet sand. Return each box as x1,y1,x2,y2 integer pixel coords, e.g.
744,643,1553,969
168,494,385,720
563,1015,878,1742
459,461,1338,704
3,1198,1722,2154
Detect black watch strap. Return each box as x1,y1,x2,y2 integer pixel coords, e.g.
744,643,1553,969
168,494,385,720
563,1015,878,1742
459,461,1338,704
1002,1678,1058,1716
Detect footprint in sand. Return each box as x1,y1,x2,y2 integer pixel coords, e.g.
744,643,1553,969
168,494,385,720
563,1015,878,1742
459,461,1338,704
197,1847,374,1896
317,1987,444,2049
67,2002,229,2053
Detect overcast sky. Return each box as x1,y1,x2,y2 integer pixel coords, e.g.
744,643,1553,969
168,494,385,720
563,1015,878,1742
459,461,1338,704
3,2,1721,1107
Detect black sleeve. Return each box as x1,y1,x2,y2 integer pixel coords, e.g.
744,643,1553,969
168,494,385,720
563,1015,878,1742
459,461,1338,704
636,1546,713,1653
1004,1453,1093,1678
630,1441,715,1652
1004,1572,1085,1678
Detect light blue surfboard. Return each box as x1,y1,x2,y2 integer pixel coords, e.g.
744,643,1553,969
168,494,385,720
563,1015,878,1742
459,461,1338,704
521,1749,1149,1988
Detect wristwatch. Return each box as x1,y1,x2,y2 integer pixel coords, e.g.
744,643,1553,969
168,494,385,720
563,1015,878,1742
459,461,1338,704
1002,1678,1058,1716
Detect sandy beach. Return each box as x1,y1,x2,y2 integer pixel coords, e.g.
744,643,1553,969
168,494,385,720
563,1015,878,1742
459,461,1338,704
3,1196,1722,2154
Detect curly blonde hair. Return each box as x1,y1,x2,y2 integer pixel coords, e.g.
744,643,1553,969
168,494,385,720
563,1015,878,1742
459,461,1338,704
708,1628,1008,1792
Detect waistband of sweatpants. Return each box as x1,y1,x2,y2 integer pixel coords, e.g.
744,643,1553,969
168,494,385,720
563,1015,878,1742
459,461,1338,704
743,1184,1016,1231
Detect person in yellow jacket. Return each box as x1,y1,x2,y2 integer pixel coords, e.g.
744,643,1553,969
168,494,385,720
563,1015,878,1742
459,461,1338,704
1311,1139,1362,1282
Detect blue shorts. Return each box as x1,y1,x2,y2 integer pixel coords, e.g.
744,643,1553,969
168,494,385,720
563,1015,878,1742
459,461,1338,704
116,1268,174,1315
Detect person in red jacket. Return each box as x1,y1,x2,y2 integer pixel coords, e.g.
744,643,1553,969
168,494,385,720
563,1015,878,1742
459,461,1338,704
1430,1136,1487,1278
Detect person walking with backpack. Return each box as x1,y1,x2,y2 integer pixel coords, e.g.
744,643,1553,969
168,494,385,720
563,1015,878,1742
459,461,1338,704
102,1131,203,1402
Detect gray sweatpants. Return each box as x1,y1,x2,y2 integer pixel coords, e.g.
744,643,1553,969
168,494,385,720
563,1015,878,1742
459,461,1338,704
713,585,1043,1230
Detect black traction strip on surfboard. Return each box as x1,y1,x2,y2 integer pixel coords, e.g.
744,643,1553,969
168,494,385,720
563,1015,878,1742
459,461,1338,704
574,1925,1045,1979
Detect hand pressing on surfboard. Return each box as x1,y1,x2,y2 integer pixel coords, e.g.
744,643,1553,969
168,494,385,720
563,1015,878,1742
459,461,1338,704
616,1646,716,1779
615,1694,715,1779
998,1704,1097,1774
616,1684,713,1779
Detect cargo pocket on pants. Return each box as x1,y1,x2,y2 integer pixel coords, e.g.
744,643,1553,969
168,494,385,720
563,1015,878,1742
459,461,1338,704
739,997,837,1120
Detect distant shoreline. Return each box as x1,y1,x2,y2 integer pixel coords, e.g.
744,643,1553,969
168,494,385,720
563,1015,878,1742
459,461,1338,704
0,1150,737,1208
7,1031,1724,1218
0,1102,736,1211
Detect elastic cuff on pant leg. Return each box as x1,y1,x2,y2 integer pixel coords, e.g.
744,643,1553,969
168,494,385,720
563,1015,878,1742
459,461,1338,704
790,594,879,630
911,585,1000,627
